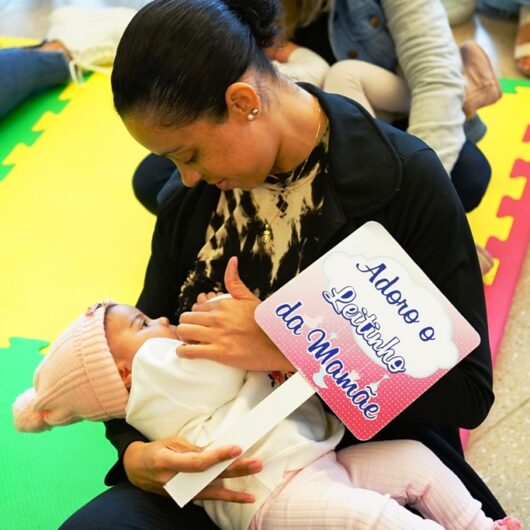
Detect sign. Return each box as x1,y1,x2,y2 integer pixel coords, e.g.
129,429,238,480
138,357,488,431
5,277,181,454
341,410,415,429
255,221,480,440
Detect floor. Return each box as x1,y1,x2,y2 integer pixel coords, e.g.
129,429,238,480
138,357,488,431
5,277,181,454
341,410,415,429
451,12,530,525
0,0,528,526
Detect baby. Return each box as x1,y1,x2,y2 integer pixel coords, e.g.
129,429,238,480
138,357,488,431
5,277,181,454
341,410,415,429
13,300,520,530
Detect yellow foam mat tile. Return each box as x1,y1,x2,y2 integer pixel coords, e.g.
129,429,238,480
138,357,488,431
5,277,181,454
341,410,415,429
468,85,530,285
0,37,39,48
0,73,154,344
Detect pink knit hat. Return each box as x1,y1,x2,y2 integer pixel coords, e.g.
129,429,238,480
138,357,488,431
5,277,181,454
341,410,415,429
13,301,129,432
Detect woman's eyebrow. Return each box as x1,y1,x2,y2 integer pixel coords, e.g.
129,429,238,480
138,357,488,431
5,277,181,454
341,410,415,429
157,145,187,157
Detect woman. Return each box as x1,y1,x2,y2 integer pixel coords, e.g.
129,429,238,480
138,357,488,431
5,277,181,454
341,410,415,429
134,0,492,216
61,0,505,527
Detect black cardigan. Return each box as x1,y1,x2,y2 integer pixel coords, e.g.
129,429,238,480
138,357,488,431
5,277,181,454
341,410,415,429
104,85,503,517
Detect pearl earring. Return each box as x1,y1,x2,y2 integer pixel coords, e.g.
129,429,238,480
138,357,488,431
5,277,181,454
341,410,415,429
247,108,259,121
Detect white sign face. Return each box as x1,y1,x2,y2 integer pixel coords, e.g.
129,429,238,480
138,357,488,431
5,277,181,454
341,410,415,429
320,252,458,378
255,221,481,440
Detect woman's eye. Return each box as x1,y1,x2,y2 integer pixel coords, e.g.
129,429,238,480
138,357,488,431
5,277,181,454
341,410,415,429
141,320,149,328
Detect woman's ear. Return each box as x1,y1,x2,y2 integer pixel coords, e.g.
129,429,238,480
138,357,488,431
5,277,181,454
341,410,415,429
225,82,261,121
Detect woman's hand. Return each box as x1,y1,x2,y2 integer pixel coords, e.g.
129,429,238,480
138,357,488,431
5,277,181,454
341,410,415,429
176,257,294,372
123,436,262,502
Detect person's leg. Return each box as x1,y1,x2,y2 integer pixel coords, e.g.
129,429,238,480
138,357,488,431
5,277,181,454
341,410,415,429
255,452,443,529
337,440,496,530
59,481,218,530
450,140,491,212
132,154,179,214
323,59,410,119
0,43,70,120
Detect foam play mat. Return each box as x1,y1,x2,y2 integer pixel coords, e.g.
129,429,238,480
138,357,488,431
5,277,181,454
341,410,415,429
0,41,153,528
459,78,530,446
1,36,529,526
468,78,530,357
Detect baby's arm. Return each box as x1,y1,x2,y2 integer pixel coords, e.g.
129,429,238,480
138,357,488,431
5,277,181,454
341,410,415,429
272,41,330,87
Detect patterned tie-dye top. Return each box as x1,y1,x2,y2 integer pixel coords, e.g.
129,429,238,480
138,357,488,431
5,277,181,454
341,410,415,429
177,129,330,316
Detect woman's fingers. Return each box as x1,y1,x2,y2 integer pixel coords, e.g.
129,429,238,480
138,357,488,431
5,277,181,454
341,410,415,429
221,457,263,478
163,444,243,473
176,342,222,362
176,323,215,345
195,483,255,504
179,310,215,325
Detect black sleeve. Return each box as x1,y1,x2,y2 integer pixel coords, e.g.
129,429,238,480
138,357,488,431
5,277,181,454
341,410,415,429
384,148,494,429
103,419,148,485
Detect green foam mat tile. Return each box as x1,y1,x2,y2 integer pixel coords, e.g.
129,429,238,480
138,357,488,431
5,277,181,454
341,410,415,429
0,85,70,182
0,337,116,529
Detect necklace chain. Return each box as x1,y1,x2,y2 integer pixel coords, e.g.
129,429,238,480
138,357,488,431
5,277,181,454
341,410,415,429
261,98,322,245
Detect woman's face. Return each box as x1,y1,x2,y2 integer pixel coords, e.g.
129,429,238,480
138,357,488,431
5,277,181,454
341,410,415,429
124,110,279,192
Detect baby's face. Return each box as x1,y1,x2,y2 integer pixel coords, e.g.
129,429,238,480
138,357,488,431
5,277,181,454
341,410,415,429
105,304,179,368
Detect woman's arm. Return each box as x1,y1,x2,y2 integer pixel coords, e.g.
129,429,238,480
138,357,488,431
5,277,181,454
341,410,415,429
382,0,467,173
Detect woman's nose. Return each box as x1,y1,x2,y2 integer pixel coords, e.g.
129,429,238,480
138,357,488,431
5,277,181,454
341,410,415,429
180,165,203,187
156,316,170,326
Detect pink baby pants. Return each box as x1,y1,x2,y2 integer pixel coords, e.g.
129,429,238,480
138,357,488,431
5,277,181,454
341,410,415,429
250,439,495,529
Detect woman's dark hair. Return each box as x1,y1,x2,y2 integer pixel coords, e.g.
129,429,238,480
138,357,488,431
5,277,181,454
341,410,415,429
112,0,281,126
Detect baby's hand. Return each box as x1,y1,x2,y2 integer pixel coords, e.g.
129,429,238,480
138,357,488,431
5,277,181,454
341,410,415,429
195,291,225,305
181,292,227,344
